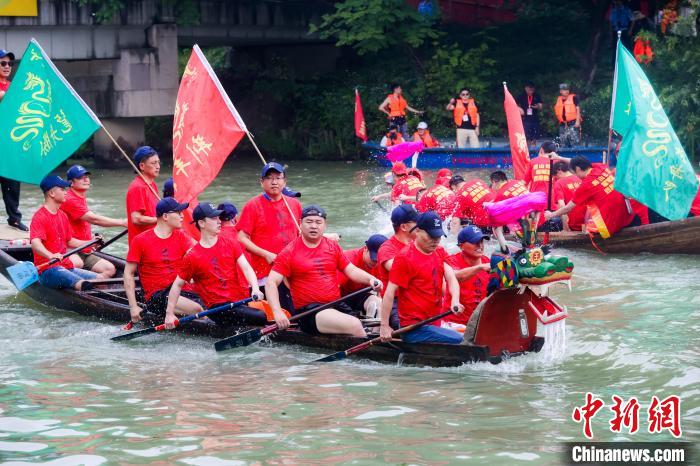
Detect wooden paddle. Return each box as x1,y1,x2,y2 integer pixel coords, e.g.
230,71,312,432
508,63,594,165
111,297,254,342
214,287,373,352
311,307,458,363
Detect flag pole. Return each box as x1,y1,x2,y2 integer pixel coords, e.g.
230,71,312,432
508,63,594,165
606,30,622,166
101,126,161,200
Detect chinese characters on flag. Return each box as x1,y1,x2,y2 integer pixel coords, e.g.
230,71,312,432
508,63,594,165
354,88,368,142
172,45,247,204
503,83,530,181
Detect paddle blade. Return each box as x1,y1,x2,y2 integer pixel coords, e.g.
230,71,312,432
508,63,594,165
311,351,347,363
214,328,263,352
7,261,39,290
110,327,157,342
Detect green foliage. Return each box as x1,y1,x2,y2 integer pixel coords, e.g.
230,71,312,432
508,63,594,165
177,46,230,77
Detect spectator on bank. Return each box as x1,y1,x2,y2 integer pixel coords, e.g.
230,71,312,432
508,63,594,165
516,82,543,146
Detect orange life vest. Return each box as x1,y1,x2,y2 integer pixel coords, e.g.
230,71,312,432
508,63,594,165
554,94,578,123
633,38,653,64
453,98,479,127
412,130,439,148
248,300,291,322
384,132,405,147
387,94,407,117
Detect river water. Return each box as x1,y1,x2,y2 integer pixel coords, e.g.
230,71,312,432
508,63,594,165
1,159,698,465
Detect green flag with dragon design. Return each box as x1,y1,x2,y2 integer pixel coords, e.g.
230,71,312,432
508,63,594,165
0,39,101,184
611,41,698,221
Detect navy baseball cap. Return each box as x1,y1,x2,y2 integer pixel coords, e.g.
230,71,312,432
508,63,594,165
365,234,388,261
155,197,189,217
162,177,175,198
390,204,418,226
0,50,15,60
448,175,465,187
282,186,301,198
134,146,157,164
414,211,446,238
192,202,223,223
217,201,238,220
458,225,490,244
66,164,91,180
301,204,327,219
40,175,71,193
261,162,285,178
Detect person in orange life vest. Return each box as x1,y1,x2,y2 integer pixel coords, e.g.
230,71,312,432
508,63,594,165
413,121,440,148
339,234,388,318
378,83,423,140
516,81,543,146
392,166,426,206
266,205,382,335
446,88,480,148
415,183,457,220
554,83,581,147
371,162,409,204
380,124,405,148
30,176,99,291
379,211,464,344
164,202,264,329
62,165,127,278
125,146,160,245
545,156,638,238
442,225,491,325
551,161,586,231
435,168,452,188
449,174,495,232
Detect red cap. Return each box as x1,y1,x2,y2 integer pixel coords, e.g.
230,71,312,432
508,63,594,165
391,162,408,175
437,168,452,178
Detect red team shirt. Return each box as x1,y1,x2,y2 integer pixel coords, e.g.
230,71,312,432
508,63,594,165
236,194,302,279
524,155,552,197
339,247,375,295
691,175,700,216
126,229,195,300
29,207,75,272
272,237,350,309
443,254,490,324
416,184,456,220
125,176,159,244
453,180,495,227
553,174,586,231
572,163,635,237
494,179,529,202
61,189,92,241
376,236,409,293
179,236,248,308
391,175,425,204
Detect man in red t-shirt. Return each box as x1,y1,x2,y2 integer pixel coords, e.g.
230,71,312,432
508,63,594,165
449,175,495,231
416,184,456,220
545,156,636,238
30,176,98,290
371,162,407,204
379,211,464,344
435,168,452,188
165,202,263,329
551,161,585,231
125,197,202,324
61,165,127,278
392,170,426,205
125,146,161,245
217,201,239,243
489,171,530,202
339,234,388,318
443,226,492,324
266,205,382,336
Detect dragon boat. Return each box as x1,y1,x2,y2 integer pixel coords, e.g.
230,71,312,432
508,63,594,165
0,241,573,367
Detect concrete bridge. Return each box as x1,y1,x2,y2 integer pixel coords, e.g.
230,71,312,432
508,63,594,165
0,0,331,162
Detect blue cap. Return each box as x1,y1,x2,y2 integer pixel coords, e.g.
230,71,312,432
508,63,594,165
365,234,388,261
301,204,327,219
458,225,490,244
134,145,157,164
390,204,418,226
162,177,175,198
217,201,237,220
66,164,91,180
155,197,189,217
39,175,71,193
0,50,15,60
282,186,301,198
192,202,223,223
414,211,446,238
261,162,285,178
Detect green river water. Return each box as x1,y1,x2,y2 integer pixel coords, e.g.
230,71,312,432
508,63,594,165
0,159,698,465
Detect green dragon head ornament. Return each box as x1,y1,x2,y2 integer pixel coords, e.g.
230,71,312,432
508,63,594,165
489,244,574,297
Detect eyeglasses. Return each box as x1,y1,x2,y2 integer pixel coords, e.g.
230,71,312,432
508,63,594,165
0,61,11,67
460,93,469,96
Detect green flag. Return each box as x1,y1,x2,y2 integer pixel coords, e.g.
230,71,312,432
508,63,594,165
0,38,101,184
611,41,698,221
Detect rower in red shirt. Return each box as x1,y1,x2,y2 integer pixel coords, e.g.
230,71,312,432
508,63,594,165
379,211,464,344
125,197,202,325
545,156,637,238
416,183,456,220
165,202,264,329
125,146,160,245
434,168,452,188
266,205,382,336
61,165,127,278
551,161,586,231
339,234,388,318
443,226,491,324
449,175,495,231
216,201,239,243
489,171,529,202
30,175,98,291
392,166,426,206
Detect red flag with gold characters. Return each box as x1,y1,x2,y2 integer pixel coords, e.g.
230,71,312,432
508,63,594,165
172,45,247,203
503,83,530,180
354,88,368,142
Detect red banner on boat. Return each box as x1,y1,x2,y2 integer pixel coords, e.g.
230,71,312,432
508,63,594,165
503,83,530,180
172,45,247,203
354,88,368,142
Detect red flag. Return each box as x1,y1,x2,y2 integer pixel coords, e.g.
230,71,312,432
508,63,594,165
354,88,368,142
503,83,530,180
172,45,247,203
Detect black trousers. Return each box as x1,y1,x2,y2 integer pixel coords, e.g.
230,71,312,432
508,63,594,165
0,177,21,223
